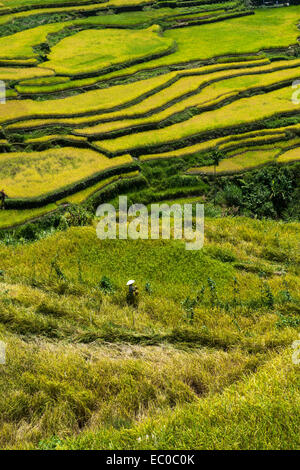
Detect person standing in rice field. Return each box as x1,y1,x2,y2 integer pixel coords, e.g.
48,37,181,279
126,280,139,306
0,189,8,210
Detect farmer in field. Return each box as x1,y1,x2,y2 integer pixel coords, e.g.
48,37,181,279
126,280,139,306
0,189,8,210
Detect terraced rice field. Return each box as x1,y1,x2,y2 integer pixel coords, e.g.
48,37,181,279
0,147,132,198
0,0,300,453
40,26,175,76
0,1,298,228
0,1,298,227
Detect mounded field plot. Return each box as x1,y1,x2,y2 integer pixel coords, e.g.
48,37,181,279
40,26,175,76
277,147,300,163
151,6,300,60
0,73,174,125
0,147,132,199
0,23,67,59
0,170,139,229
190,148,280,175
0,67,55,81
95,6,300,82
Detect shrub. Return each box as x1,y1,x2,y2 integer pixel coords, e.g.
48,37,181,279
99,276,115,295
63,205,92,227
237,165,296,218
204,203,222,217
16,223,37,241
224,184,243,207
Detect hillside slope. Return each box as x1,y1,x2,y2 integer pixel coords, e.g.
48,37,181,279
0,217,299,449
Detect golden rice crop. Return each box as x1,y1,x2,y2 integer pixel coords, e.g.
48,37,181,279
0,171,139,228
0,73,174,125
59,170,139,204
219,133,286,151
139,129,287,161
75,62,300,137
94,7,300,82
40,26,175,76
190,149,279,175
277,147,300,163
97,86,297,154
0,147,132,198
15,59,270,95
0,67,55,81
12,58,299,131
0,204,57,229
25,134,87,144
0,23,67,59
